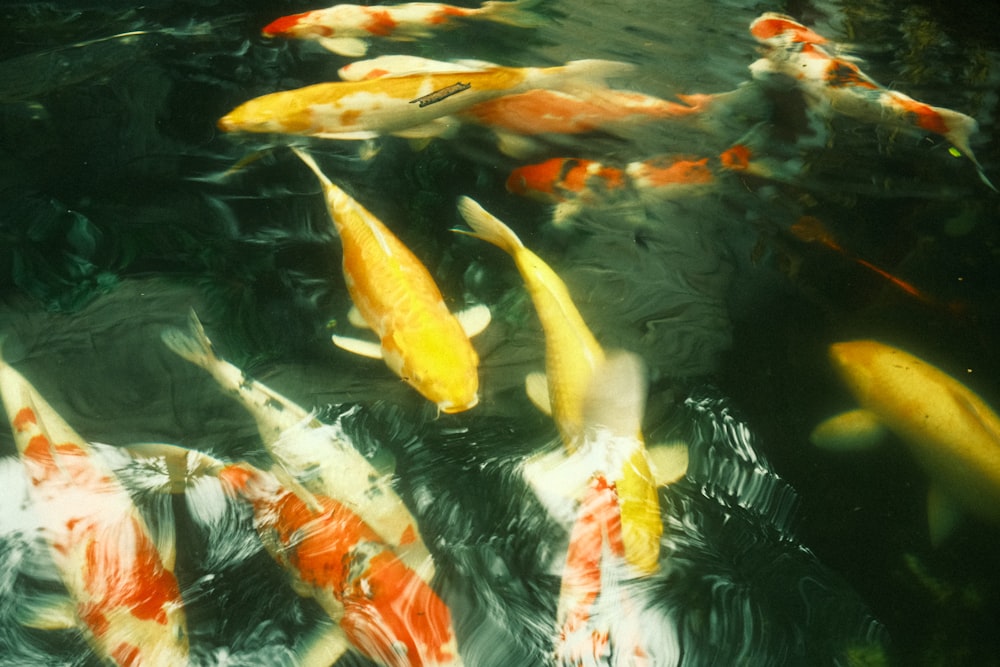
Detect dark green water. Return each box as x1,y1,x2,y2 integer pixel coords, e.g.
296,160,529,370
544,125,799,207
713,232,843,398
1,0,998,665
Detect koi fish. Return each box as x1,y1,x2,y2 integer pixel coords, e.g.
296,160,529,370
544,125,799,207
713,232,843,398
749,13,993,189
506,153,718,225
811,340,1000,545
161,310,437,578
336,55,713,156
455,199,688,576
218,59,635,141
789,216,949,310
293,148,489,413
0,352,188,666
262,0,544,57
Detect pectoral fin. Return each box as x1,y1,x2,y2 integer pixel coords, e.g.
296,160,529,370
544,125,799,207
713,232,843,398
318,36,369,57
332,334,384,359
295,619,352,667
392,116,461,139
525,371,551,415
647,440,689,486
457,303,491,337
347,305,370,329
927,483,963,547
17,592,78,631
810,409,888,451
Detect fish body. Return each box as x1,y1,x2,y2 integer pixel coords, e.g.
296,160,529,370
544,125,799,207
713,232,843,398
456,200,665,576
456,197,604,446
294,149,486,413
0,355,188,666
218,59,634,140
263,0,543,56
161,312,436,577
812,340,1000,543
749,14,988,184
216,461,461,667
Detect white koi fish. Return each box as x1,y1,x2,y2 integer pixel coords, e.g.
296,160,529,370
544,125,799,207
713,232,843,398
812,340,1000,545
749,13,993,189
455,198,688,575
161,311,437,578
294,148,490,413
0,352,188,666
217,59,636,141
133,442,461,667
262,0,544,57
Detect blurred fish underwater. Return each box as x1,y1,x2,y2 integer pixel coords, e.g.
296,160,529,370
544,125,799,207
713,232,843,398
2,0,1000,665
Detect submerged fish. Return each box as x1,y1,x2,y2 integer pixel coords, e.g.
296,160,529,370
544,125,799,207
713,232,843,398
749,13,993,189
294,148,489,413
506,153,720,225
218,59,635,141
812,340,1000,544
161,311,437,577
0,352,188,666
455,199,688,577
262,0,544,57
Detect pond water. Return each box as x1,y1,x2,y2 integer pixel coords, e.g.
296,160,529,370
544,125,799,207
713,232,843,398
1,0,998,665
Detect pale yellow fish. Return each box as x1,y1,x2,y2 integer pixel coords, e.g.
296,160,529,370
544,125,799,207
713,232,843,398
456,198,672,575
812,340,1000,544
218,59,635,141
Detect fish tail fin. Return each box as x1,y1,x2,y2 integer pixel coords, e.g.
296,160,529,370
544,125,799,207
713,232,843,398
454,196,525,256
937,111,998,191
481,0,548,28
291,147,335,189
161,309,220,372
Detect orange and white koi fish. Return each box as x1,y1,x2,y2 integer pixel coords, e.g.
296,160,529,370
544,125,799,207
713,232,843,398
336,55,713,156
455,199,688,575
506,153,718,225
749,13,993,189
0,353,188,666
293,149,489,413
262,0,543,57
749,12,828,48
812,340,1000,545
218,59,635,141
161,311,437,579
221,462,461,667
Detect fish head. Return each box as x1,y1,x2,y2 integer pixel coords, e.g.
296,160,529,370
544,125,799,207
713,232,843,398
750,13,829,47
217,94,311,135
829,340,886,403
262,12,330,39
383,328,480,414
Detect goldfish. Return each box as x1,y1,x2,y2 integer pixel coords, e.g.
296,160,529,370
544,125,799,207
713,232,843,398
161,310,437,578
262,0,544,57
218,59,635,141
293,149,489,413
0,351,188,666
455,199,689,576
749,13,993,189
811,340,1000,545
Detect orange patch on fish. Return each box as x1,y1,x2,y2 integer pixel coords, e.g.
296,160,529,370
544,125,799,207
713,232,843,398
13,406,36,432
634,156,713,187
363,8,399,36
892,95,950,135
719,144,753,170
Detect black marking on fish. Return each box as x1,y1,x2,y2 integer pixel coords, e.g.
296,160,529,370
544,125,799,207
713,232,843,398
409,82,471,108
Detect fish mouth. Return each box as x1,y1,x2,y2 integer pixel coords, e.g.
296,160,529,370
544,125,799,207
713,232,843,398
438,394,479,414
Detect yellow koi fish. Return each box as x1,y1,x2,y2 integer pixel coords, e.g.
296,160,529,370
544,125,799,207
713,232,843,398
812,340,1000,544
217,59,635,141
161,311,437,578
263,0,544,57
455,198,688,575
0,352,188,666
294,149,489,413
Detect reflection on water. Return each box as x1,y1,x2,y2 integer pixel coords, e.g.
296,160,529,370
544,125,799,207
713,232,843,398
1,0,999,665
